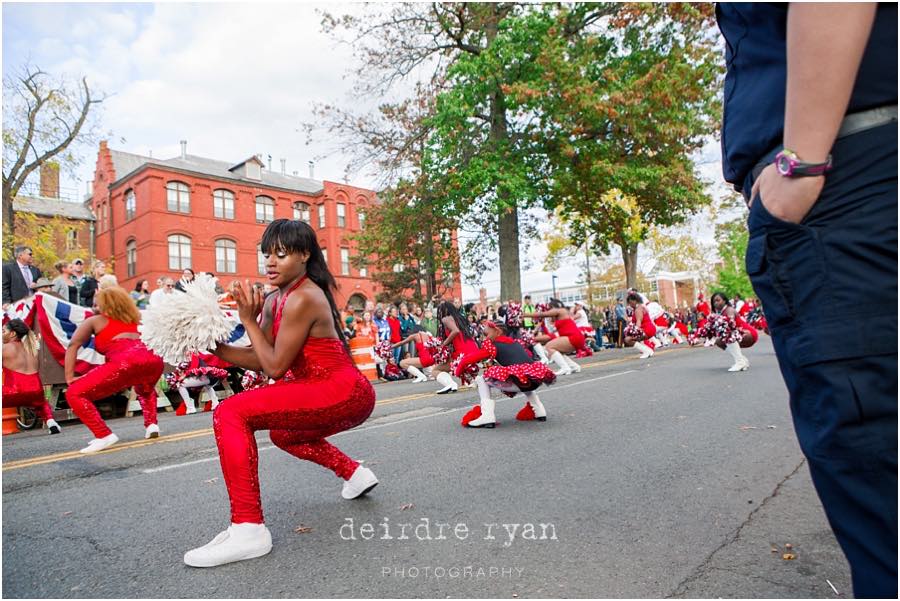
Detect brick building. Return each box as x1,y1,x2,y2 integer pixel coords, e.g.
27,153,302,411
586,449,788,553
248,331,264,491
90,141,461,309
12,163,95,269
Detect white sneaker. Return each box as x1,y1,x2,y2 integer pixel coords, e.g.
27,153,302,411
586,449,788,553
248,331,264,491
79,433,119,454
185,406,197,415
145,423,160,439
46,419,62,435
728,357,750,372
184,523,272,568
341,466,379,500
552,367,572,376
413,375,428,383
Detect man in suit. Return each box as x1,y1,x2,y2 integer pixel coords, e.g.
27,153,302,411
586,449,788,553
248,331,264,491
2,245,43,308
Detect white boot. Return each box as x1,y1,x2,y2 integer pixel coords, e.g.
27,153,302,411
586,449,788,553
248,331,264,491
435,371,458,394
670,328,685,344
563,354,581,373
549,351,572,376
206,386,220,410
46,418,61,435
342,465,379,499
726,343,749,371
80,433,119,454
406,365,428,383
634,341,654,359
533,343,550,365
178,386,197,414
467,376,496,428
524,391,547,421
184,522,272,568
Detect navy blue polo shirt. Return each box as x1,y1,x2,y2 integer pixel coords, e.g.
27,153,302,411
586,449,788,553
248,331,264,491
717,3,898,191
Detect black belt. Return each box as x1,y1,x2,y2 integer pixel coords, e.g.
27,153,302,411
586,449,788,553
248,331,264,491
745,105,897,202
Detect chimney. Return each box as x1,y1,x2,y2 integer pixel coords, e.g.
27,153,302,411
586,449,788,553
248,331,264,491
180,140,187,159
267,154,272,171
280,158,286,175
292,170,298,176
39,162,60,199
308,161,315,178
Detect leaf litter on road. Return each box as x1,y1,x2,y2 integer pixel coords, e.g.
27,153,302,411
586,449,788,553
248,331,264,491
399,503,414,511
294,524,313,534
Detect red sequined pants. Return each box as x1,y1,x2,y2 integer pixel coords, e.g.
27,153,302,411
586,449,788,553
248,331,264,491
2,372,54,422
213,369,376,524
66,340,165,438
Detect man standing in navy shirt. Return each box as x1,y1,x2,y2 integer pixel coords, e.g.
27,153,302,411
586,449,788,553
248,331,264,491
717,4,897,597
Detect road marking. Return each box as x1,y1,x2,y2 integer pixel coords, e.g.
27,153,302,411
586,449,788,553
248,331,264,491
140,369,636,475
3,359,649,472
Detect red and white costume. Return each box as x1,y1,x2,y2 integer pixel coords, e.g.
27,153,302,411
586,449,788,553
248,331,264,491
461,335,557,428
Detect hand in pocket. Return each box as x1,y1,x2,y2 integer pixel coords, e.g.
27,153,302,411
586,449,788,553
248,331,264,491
750,164,825,224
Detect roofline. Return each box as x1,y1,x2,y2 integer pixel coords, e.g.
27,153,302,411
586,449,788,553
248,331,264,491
107,162,325,198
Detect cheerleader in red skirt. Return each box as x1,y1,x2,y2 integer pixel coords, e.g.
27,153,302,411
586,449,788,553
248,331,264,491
623,292,658,358
65,287,165,453
460,321,557,428
390,330,444,383
2,319,61,434
430,301,481,394
523,299,585,375
698,292,757,372
167,352,230,414
184,219,377,568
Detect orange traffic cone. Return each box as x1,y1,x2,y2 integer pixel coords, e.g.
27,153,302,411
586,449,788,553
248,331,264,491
2,407,21,435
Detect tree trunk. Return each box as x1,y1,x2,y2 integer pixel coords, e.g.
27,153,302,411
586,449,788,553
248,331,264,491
2,188,14,239
621,242,638,289
487,8,521,302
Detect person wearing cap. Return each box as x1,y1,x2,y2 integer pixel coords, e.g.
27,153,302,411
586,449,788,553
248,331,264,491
2,245,43,307
71,258,86,296
32,277,56,295
717,4,896,596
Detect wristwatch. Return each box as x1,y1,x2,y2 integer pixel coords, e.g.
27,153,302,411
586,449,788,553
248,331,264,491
774,149,833,177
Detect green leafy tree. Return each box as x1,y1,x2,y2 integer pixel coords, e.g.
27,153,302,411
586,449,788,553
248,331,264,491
503,3,722,288
714,218,754,298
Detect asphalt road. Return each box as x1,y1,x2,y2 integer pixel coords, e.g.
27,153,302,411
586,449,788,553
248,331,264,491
1,338,852,598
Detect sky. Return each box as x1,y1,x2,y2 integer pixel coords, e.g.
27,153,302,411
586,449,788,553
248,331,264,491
3,2,735,302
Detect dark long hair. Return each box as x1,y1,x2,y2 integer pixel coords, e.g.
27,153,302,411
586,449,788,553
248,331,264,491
5,318,30,341
710,291,731,313
260,219,348,351
437,300,472,341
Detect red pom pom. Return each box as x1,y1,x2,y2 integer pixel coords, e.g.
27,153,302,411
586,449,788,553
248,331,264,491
175,402,187,416
461,405,482,426
516,403,536,421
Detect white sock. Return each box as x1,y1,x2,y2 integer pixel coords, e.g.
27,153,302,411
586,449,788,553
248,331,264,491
634,341,653,357
533,343,550,364
468,376,495,425
406,365,426,381
563,354,580,371
206,386,219,408
550,351,570,373
436,371,457,390
178,387,196,412
524,391,546,418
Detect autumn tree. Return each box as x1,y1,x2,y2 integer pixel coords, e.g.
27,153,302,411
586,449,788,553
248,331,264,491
2,213,90,271
503,3,722,288
714,218,754,299
2,65,105,237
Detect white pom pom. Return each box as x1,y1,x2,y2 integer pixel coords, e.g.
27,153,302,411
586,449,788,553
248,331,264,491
139,274,235,364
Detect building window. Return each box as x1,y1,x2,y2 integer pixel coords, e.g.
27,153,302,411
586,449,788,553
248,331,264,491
318,204,326,229
358,210,366,230
337,203,346,228
66,229,78,251
124,189,136,221
99,203,107,231
255,195,275,223
293,201,311,223
322,248,328,265
215,239,237,273
126,239,137,278
257,245,266,275
340,248,350,275
167,181,190,213
213,189,235,219
359,265,367,278
167,234,192,270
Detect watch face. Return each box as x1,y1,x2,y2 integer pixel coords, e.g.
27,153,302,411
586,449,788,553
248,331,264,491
775,154,793,176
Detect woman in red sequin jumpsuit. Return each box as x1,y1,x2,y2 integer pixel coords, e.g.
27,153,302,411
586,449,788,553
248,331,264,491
3,319,61,434
65,287,165,453
184,219,377,568
523,299,585,376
